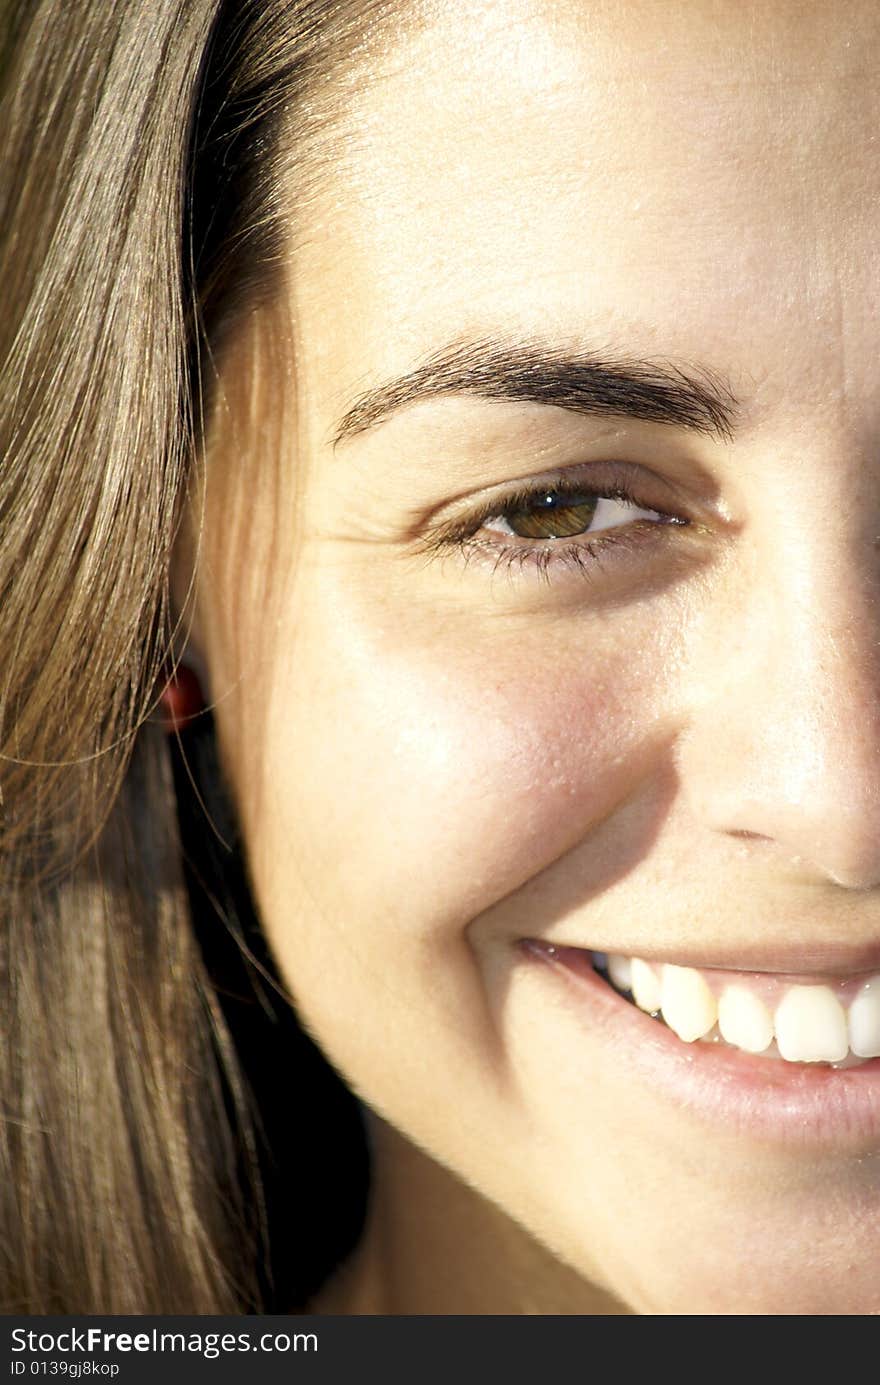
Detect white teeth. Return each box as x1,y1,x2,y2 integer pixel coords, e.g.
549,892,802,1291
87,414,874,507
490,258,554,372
606,954,632,993
848,975,880,1058
717,986,774,1054
774,985,849,1063
660,964,717,1042
602,951,880,1064
630,958,662,1014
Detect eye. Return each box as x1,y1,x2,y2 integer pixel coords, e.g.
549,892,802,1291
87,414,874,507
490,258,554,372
483,486,660,541
413,464,692,589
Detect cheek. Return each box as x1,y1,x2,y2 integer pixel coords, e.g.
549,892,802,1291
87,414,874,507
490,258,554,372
214,557,687,1197
240,565,680,963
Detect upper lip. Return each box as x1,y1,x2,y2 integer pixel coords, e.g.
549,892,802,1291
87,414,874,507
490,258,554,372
524,934,880,978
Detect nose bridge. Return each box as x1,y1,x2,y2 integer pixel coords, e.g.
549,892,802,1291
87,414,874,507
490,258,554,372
772,536,880,779
680,519,880,888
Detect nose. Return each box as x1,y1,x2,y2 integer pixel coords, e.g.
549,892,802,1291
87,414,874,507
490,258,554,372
677,529,880,890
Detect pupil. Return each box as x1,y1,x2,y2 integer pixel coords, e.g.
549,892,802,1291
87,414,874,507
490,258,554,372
506,490,599,540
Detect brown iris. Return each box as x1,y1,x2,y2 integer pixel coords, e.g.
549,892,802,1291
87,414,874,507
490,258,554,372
503,490,599,539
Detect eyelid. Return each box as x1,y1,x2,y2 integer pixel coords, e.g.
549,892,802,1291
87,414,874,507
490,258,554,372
422,459,684,543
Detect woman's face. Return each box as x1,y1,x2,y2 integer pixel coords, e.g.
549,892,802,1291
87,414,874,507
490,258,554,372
191,0,880,1312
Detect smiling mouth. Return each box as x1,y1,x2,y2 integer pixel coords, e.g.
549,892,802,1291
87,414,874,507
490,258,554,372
527,942,880,1068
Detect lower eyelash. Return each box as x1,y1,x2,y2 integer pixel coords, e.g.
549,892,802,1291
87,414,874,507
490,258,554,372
459,524,655,584
412,470,690,585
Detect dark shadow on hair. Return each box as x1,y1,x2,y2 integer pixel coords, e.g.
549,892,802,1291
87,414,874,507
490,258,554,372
167,709,369,1312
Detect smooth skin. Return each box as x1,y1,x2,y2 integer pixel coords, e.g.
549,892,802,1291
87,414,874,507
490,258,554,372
181,0,880,1313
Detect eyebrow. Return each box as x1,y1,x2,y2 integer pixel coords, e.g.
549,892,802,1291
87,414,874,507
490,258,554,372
330,335,741,448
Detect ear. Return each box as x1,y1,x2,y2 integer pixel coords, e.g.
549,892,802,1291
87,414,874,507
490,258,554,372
167,488,213,698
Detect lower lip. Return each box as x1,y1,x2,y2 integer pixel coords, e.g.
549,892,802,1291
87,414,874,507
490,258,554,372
521,939,880,1151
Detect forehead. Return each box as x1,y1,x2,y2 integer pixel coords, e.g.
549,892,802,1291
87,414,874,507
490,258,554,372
290,0,880,440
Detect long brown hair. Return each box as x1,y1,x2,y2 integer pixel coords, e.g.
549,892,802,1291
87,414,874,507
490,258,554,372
0,0,385,1313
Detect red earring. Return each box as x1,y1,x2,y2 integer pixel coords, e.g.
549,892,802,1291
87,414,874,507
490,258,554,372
158,663,205,732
